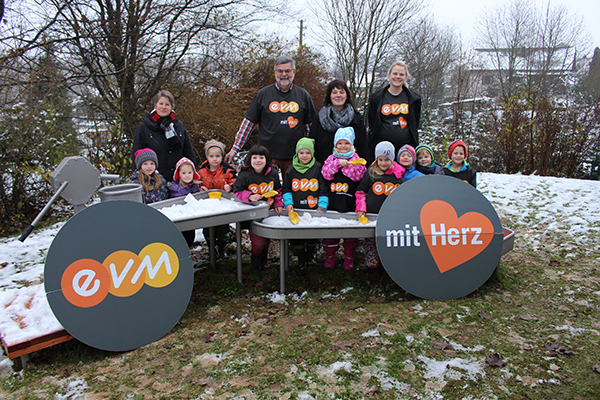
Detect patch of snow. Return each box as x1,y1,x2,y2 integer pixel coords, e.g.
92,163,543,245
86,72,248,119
418,355,485,381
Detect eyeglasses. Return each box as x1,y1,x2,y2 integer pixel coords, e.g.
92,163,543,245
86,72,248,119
276,69,293,74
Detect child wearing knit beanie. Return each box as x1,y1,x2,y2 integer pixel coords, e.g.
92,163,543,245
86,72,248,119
282,137,329,268
415,144,444,175
356,141,405,274
321,127,367,271
197,139,238,258
442,140,477,187
131,148,168,204
396,144,424,181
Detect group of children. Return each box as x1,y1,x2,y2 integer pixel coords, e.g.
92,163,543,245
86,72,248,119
131,131,476,273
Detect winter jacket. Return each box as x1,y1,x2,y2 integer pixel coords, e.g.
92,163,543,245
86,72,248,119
443,162,477,187
416,162,444,175
366,84,421,161
169,180,203,198
197,160,237,190
233,167,283,209
282,161,329,211
309,109,369,165
130,170,169,204
355,162,405,214
132,111,196,182
402,166,425,181
322,153,366,213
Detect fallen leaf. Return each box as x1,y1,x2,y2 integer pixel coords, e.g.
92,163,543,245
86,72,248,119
544,342,574,356
593,363,600,373
485,353,507,368
549,364,560,371
235,329,249,338
202,332,217,342
432,340,454,350
479,310,492,319
363,385,378,396
519,314,538,321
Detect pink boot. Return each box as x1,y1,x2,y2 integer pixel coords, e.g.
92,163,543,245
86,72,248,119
343,257,354,270
342,238,359,271
323,239,339,269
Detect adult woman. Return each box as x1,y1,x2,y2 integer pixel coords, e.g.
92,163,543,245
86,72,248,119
309,79,369,164
132,90,196,182
367,61,421,161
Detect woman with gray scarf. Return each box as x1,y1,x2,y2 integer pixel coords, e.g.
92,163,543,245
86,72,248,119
309,80,369,165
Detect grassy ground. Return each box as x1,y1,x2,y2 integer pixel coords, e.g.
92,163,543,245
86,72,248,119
1,228,599,399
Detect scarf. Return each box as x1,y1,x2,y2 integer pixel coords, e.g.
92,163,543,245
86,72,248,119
333,147,355,159
318,104,355,132
292,155,315,174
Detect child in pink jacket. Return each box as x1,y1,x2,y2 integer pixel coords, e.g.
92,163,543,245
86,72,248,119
321,127,367,270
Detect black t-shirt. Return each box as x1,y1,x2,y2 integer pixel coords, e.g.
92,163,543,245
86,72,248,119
282,162,327,210
356,172,404,214
245,85,316,160
379,90,413,150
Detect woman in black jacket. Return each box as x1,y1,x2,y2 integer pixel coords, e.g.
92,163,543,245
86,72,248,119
367,61,421,161
309,80,369,164
132,90,196,182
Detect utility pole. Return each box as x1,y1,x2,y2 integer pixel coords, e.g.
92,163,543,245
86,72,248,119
299,20,304,48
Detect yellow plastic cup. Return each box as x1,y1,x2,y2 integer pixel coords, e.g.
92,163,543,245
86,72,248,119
208,191,222,199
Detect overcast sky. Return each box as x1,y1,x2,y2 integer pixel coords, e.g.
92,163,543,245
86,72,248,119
277,0,599,59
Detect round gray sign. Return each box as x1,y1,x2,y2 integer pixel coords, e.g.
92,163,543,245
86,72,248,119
44,201,193,351
376,175,503,300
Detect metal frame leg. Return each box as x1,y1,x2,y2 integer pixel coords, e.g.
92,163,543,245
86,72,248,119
279,239,288,293
209,226,216,271
236,223,243,284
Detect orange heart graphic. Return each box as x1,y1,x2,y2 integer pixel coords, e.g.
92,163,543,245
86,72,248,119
420,200,494,273
288,116,299,128
399,117,407,129
307,195,318,208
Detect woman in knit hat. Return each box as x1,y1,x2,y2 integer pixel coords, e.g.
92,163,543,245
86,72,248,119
443,140,477,187
396,144,424,181
321,126,367,270
130,148,168,204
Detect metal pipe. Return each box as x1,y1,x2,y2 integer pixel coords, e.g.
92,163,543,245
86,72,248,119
19,181,69,242
100,174,120,182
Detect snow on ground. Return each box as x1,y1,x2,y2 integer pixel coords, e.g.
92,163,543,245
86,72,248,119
1,173,600,373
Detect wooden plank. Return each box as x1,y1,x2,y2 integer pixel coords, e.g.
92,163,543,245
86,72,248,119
2,330,74,359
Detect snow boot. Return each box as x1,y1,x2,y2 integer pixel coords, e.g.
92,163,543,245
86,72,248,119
260,251,268,270
251,254,262,271
305,243,317,266
323,240,338,269
342,239,358,271
296,245,307,269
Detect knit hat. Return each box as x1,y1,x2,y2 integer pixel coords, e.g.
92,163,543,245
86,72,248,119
448,140,468,159
296,137,315,155
374,141,395,161
173,157,201,181
415,144,435,161
334,126,355,147
397,144,416,165
134,148,159,170
204,139,226,157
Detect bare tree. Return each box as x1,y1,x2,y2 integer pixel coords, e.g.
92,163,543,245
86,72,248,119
315,0,424,107
474,0,586,100
393,17,460,111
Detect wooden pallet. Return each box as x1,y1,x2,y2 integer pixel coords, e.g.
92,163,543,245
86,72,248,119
2,329,73,359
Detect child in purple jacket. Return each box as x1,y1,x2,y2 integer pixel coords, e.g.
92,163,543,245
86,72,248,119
169,157,203,197
321,127,367,270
